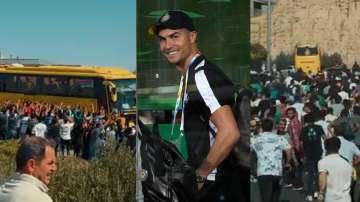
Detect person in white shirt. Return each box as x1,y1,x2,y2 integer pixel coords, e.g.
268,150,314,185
333,124,360,202
59,117,74,156
338,90,350,101
284,76,293,87
337,135,360,165
328,96,344,118
325,107,338,124
291,100,305,121
315,111,330,138
318,137,352,202
0,136,57,202
32,118,47,138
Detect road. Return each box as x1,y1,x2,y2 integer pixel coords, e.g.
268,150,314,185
251,182,310,202
252,180,360,202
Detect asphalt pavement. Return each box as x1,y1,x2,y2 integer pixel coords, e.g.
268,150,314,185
252,180,360,202
251,182,311,202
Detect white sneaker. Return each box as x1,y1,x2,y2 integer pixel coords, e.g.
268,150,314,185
313,192,319,199
292,186,303,191
250,175,258,183
283,183,293,188
305,195,313,201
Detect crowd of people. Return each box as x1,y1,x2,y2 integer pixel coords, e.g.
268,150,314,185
250,67,360,202
0,100,136,160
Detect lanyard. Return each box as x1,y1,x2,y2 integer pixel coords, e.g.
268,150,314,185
171,54,200,137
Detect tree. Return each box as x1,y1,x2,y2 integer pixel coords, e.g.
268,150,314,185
321,52,343,69
273,52,294,70
329,53,343,67
250,43,267,71
250,43,267,60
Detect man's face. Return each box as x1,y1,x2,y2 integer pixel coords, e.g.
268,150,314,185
32,146,57,185
303,106,311,113
287,110,296,119
158,28,196,66
278,120,286,131
250,120,257,133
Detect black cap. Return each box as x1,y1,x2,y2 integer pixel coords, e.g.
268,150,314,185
148,10,195,35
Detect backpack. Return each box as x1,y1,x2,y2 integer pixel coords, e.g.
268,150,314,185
224,87,251,169
207,87,251,169
138,120,197,202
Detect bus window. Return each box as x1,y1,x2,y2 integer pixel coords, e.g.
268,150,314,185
296,47,318,56
18,75,37,94
111,79,136,110
3,75,18,92
0,75,3,91
68,78,96,98
41,76,68,96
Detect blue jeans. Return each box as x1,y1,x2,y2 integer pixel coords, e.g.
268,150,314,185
8,129,17,139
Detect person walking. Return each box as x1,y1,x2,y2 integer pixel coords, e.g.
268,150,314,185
318,137,352,202
251,119,291,202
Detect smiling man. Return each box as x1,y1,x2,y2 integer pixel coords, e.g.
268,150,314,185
0,137,57,202
149,10,241,201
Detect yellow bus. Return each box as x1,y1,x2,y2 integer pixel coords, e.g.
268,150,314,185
294,45,321,75
0,64,136,114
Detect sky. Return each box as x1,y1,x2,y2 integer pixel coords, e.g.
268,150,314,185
0,0,136,71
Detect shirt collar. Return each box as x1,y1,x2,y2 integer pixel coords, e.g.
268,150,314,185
15,173,49,193
261,131,274,135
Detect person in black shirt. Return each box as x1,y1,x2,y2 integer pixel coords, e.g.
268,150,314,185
300,113,324,201
150,10,241,201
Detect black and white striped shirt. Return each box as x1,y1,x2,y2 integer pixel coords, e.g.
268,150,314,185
183,55,235,179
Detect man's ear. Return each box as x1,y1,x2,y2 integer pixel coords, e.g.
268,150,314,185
190,31,197,44
25,159,36,174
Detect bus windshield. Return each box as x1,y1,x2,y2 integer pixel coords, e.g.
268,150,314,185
296,47,318,56
112,79,136,111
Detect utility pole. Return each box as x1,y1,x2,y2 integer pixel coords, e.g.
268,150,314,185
267,0,272,74
250,0,254,17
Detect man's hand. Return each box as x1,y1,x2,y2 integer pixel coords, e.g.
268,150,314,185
197,182,204,191
195,170,206,191
318,171,328,202
197,105,240,177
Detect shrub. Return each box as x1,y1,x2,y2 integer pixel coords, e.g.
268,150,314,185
251,43,267,61
0,140,18,183
0,140,136,202
250,43,267,71
321,52,343,69
273,52,294,70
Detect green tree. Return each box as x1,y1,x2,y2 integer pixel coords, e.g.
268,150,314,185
321,52,343,69
330,53,343,66
250,43,267,71
273,52,294,70
250,43,267,60
320,53,331,69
